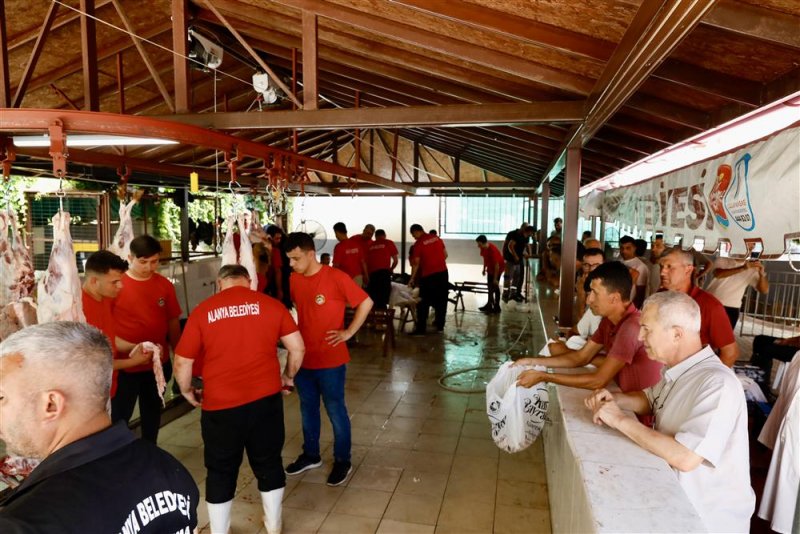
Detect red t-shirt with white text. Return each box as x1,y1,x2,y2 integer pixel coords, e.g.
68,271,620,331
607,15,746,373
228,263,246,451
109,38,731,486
113,272,181,372
367,238,398,273
333,235,367,278
411,234,447,278
290,266,368,369
175,286,298,411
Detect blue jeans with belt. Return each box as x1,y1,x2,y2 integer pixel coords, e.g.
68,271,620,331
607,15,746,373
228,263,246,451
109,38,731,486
294,364,351,463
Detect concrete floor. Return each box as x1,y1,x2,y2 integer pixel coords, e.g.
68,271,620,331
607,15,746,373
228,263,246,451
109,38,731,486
157,291,552,534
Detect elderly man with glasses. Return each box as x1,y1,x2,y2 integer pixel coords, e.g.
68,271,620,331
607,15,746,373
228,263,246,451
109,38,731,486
585,291,755,533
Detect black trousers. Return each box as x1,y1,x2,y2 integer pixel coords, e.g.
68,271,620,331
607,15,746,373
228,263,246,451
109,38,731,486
751,335,800,384
723,306,740,329
486,272,501,308
416,270,449,332
201,393,286,503
367,269,392,309
111,361,172,444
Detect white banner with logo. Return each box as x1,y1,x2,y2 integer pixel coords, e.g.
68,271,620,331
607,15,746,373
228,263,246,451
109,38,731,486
581,126,800,256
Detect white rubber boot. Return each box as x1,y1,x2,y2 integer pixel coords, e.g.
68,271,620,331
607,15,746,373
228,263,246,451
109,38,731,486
206,500,232,534
260,488,284,534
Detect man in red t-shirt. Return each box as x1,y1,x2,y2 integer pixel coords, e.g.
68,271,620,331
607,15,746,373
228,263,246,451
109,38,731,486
409,223,449,334
476,235,504,314
366,229,398,309
111,235,182,444
284,232,373,487
81,251,152,398
659,248,738,367
515,262,663,423
332,222,369,287
174,264,304,534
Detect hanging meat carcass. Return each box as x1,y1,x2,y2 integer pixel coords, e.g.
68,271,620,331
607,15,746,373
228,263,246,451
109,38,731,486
0,300,38,342
220,210,258,290
0,210,36,306
37,211,85,324
108,189,145,261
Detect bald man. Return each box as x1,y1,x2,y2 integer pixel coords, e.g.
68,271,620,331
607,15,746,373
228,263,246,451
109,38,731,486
0,322,198,533
658,248,738,366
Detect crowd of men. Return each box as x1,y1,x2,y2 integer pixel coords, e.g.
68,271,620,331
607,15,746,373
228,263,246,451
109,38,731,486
0,218,459,532
0,217,787,533
0,228,376,533
522,226,783,532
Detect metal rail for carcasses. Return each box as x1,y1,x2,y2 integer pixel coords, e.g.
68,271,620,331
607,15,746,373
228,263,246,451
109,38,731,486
738,270,800,338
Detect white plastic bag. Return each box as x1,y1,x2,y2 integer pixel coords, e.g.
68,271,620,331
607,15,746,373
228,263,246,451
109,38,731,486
486,362,549,453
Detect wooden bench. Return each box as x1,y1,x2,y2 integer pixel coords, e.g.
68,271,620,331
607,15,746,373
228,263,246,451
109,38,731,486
450,281,489,311
344,307,396,358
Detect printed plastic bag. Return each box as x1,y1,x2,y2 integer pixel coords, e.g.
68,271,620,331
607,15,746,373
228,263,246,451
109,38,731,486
486,362,549,453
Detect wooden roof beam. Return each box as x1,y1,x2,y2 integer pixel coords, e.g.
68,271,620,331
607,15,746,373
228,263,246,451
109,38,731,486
202,0,302,109
110,0,174,112
541,0,720,184
0,0,10,107
20,22,172,99
172,0,191,113
271,0,593,95
390,0,762,110
702,0,800,50
12,1,59,107
79,0,100,111
163,100,583,129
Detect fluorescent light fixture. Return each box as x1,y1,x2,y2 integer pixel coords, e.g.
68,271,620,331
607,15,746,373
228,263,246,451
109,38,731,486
13,134,178,148
581,91,800,196
337,187,404,194
416,188,431,196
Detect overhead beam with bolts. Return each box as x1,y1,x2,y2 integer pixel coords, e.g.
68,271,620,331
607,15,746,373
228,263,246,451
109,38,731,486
1,109,417,193
159,100,584,129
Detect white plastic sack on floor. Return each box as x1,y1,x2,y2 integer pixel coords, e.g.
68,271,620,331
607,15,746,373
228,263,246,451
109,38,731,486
486,362,549,453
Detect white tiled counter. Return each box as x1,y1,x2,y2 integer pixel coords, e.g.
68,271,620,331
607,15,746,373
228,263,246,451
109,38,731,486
542,377,708,533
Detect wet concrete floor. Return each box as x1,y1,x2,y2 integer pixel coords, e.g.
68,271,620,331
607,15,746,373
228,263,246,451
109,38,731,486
158,289,553,533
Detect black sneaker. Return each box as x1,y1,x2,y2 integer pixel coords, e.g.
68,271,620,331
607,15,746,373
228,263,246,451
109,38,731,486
285,454,322,476
478,303,492,312
326,461,352,486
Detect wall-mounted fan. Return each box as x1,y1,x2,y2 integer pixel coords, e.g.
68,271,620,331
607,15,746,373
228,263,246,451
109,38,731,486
295,219,327,249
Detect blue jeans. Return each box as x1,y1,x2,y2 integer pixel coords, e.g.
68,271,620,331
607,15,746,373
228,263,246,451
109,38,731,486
294,364,351,463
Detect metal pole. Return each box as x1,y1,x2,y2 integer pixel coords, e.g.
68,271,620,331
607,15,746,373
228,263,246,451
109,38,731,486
539,182,550,254
558,147,581,327
180,188,189,262
400,195,407,274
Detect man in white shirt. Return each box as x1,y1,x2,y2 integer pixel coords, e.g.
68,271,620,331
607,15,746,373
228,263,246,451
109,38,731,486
706,256,769,328
585,291,755,532
619,235,648,308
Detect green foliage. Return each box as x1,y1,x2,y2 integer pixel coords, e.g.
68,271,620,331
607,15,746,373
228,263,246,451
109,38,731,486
2,175,36,226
